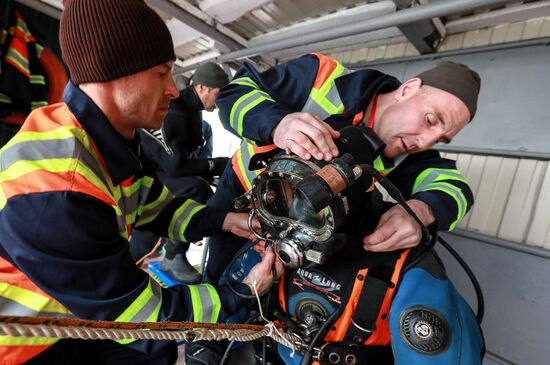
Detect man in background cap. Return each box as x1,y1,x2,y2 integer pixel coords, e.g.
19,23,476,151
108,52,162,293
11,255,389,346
134,62,231,284
192,53,484,364
0,1,279,363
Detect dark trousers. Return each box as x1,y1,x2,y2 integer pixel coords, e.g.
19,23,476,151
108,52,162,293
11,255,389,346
129,176,213,260
205,164,248,282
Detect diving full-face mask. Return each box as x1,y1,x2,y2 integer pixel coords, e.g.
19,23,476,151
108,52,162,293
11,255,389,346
234,126,386,269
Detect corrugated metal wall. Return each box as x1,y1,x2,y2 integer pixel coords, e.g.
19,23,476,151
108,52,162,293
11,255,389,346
443,152,550,248
327,18,550,365
328,16,550,64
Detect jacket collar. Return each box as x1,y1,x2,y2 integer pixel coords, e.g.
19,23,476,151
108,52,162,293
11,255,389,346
63,80,142,185
335,69,400,115
180,86,204,113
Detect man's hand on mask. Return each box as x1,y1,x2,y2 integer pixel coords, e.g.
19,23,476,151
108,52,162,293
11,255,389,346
243,246,284,294
222,212,261,241
272,112,340,161
362,200,435,252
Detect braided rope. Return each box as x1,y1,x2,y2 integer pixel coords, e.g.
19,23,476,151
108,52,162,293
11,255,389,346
0,322,299,351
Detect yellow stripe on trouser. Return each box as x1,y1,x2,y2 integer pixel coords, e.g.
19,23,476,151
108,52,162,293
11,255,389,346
188,284,221,323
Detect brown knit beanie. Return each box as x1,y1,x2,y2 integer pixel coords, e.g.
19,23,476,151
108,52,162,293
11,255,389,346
415,61,481,121
60,0,175,84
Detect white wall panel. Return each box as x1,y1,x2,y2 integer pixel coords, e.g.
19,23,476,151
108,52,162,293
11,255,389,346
461,155,487,228
498,159,545,243
526,164,550,248
467,157,518,236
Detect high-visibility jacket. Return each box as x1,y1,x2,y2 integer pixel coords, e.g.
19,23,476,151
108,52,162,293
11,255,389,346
217,53,473,231
0,10,48,114
0,81,247,364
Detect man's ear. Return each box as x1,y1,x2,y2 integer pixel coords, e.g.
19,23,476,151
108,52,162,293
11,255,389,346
194,83,206,95
395,77,422,101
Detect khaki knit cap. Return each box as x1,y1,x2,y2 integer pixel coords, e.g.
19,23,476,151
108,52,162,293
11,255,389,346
415,61,481,121
191,62,229,88
60,0,175,84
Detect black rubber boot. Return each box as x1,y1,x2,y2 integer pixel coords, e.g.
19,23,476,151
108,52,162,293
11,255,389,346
160,239,202,284
161,253,202,284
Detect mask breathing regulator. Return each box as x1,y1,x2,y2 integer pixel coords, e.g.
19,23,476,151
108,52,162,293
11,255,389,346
233,125,429,269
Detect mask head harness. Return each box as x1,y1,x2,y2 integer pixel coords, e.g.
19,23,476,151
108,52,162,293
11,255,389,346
234,126,386,269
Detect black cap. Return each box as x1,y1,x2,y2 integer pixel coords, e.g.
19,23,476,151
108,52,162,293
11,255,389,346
415,61,481,121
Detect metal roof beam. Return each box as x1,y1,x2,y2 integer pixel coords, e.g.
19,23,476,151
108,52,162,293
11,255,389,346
446,0,550,34
249,1,396,46
268,28,404,60
146,0,242,50
207,0,513,64
14,0,61,19
147,0,275,70
392,0,443,54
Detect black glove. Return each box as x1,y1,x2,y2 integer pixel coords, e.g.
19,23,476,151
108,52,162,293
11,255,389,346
185,341,226,365
210,157,230,176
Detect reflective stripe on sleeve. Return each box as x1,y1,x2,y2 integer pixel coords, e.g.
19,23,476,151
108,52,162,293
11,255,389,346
412,168,468,195
230,90,274,136
188,284,221,323
420,182,468,231
168,199,205,242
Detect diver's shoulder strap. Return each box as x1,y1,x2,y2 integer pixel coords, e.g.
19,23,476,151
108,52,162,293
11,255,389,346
326,249,410,346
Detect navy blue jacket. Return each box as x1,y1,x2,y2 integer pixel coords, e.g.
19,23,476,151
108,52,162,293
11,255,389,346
217,54,473,231
0,82,250,354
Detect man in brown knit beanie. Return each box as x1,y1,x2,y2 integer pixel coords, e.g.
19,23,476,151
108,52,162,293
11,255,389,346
0,1,281,364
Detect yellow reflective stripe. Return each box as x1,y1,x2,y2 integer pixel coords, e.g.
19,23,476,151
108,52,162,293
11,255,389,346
422,182,467,231
230,77,259,89
121,177,153,225
135,186,173,227
307,62,347,115
412,168,468,194
35,43,44,58
30,75,46,85
205,284,221,323
115,278,162,323
373,155,396,175
2,127,109,187
188,285,202,322
0,158,111,199
31,101,48,109
187,284,221,323
230,90,274,136
168,200,205,242
0,336,58,346
236,148,252,191
0,282,71,314
0,93,12,104
6,47,30,75
114,278,162,345
0,188,6,209
4,126,79,145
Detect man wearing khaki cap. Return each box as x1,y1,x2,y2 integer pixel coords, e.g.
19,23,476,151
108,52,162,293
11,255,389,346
193,54,484,364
